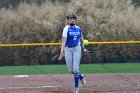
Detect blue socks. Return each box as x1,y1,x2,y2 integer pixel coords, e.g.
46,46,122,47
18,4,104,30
79,74,83,80
74,73,84,88
74,72,80,88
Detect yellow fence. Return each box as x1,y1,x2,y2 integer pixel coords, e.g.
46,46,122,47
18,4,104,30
0,41,139,47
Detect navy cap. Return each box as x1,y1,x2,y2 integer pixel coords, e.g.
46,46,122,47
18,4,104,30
66,13,77,20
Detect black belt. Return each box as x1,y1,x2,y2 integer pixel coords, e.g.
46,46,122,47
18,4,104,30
65,45,78,48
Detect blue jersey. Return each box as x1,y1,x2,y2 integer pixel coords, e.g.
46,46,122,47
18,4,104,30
62,25,82,47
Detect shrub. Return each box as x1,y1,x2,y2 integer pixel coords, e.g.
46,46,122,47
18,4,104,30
0,0,139,65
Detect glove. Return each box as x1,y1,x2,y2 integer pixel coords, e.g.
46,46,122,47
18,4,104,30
82,49,91,64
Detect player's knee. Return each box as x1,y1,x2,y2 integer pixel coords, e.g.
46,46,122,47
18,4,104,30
73,69,80,74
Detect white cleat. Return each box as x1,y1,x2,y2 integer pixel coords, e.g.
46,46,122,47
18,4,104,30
80,74,87,87
74,88,79,93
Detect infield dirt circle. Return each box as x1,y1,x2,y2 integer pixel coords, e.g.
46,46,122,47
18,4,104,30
0,73,140,93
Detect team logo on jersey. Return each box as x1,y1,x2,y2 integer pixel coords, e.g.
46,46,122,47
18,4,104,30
69,32,80,35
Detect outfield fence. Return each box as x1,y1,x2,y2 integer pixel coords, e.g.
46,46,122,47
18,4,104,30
0,41,139,65
0,41,139,46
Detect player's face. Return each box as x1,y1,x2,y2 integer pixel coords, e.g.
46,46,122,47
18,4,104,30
68,18,76,26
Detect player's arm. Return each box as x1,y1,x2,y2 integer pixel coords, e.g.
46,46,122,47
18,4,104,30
80,29,86,51
58,36,66,60
80,29,89,52
80,37,84,42
80,37,87,52
61,36,67,54
58,26,68,60
80,29,84,45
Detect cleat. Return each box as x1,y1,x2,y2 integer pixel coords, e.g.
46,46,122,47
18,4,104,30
74,88,79,93
80,74,86,87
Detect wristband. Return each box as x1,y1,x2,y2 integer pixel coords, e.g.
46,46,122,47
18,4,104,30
81,43,85,49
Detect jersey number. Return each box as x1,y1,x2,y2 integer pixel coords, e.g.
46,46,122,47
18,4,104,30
73,36,77,40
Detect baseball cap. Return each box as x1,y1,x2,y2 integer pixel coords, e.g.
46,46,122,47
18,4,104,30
66,13,77,20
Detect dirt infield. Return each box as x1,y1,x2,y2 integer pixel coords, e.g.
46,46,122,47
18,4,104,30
0,73,140,93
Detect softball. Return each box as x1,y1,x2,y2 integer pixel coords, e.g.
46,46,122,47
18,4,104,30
83,40,89,45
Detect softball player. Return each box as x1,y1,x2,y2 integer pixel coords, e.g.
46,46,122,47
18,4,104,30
58,14,87,93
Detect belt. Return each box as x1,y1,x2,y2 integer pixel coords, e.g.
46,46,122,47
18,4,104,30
65,45,78,48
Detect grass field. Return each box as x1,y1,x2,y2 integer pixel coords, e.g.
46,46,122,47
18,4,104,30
0,63,140,75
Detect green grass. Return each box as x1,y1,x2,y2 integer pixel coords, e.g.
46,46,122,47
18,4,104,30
80,63,140,73
0,63,140,75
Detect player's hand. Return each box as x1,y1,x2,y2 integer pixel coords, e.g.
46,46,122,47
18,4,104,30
83,48,90,52
58,52,64,60
82,48,91,64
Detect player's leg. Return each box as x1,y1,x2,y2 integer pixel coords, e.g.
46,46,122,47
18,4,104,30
65,47,80,93
72,46,81,92
73,46,86,88
64,47,73,73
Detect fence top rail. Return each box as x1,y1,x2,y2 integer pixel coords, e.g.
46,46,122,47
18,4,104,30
0,41,139,47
